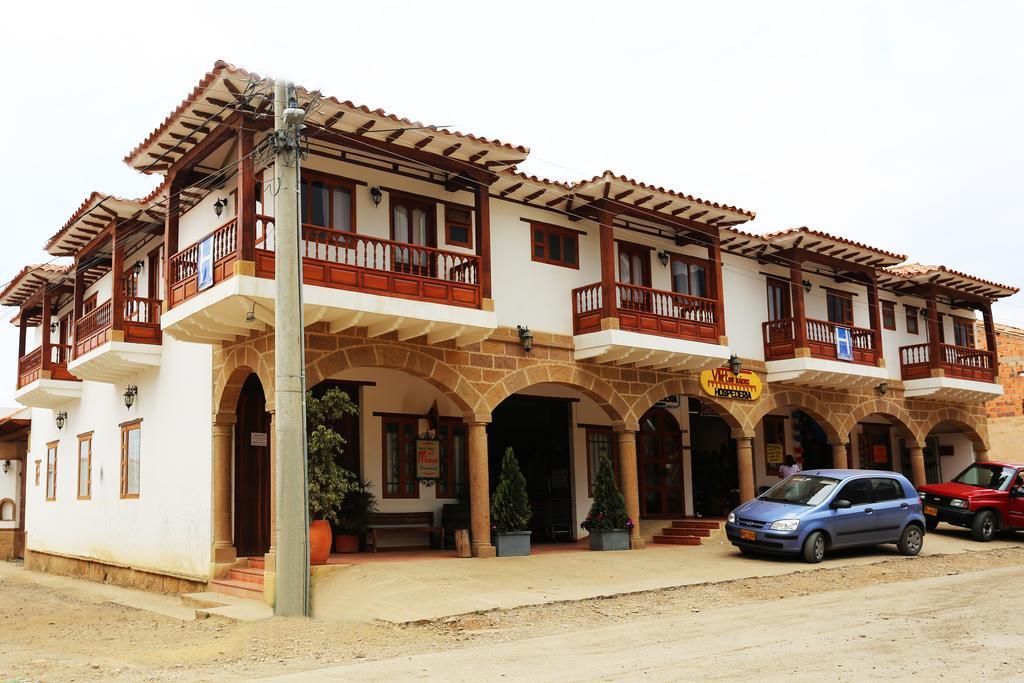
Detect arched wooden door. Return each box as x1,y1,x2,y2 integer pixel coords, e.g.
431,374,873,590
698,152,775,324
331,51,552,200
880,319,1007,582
234,373,271,557
638,407,684,518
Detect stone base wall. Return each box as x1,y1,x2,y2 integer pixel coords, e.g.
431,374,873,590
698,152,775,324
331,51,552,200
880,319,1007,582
24,547,206,594
213,324,989,447
0,529,22,561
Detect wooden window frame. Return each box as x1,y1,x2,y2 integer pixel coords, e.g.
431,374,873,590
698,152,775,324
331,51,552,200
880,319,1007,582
300,170,358,233
435,418,468,499
766,277,792,321
617,241,652,287
669,254,709,297
881,300,896,331
444,205,473,249
826,290,854,326
584,426,620,497
905,305,920,335
82,293,98,315
529,221,580,269
389,191,438,247
77,432,93,500
120,421,141,499
763,415,787,478
381,415,420,499
45,441,58,501
952,316,976,348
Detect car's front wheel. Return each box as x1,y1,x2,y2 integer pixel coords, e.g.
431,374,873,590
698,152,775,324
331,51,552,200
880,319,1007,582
971,510,997,542
925,517,939,532
898,525,924,556
802,531,826,563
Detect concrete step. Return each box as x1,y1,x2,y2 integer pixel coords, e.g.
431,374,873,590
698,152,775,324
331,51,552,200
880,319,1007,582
247,557,265,570
209,578,264,600
227,567,265,585
671,520,721,530
660,527,711,537
651,534,702,546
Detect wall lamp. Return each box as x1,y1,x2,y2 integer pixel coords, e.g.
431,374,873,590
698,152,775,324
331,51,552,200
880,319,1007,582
132,260,145,276
213,197,229,217
2,460,10,474
370,186,383,206
803,280,812,293
55,411,67,430
729,353,742,377
657,250,670,267
124,385,138,410
875,381,888,396
517,325,534,353
50,322,58,333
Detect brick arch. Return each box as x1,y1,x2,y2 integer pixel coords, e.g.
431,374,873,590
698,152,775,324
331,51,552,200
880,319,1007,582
215,347,275,416
477,363,631,427
840,399,924,446
918,409,988,450
630,377,745,433
744,390,844,444
307,342,481,418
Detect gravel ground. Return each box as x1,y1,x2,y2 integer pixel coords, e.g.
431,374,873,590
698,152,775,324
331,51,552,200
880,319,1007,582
1,546,1023,682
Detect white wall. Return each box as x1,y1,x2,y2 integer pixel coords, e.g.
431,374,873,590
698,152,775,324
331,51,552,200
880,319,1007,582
0,446,22,529
23,335,214,578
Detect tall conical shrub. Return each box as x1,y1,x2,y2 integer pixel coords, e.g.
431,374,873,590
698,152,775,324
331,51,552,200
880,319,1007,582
581,453,631,531
491,447,531,533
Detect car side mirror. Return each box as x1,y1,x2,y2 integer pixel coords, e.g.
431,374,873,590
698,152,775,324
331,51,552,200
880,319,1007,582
830,499,852,510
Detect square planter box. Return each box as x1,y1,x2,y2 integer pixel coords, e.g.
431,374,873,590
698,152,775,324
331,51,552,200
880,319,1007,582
588,529,630,551
494,531,531,557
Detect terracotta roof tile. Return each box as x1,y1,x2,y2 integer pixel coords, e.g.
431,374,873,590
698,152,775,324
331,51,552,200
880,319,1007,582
761,226,907,262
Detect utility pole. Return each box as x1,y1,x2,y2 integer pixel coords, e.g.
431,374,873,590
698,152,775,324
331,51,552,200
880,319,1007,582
273,79,310,617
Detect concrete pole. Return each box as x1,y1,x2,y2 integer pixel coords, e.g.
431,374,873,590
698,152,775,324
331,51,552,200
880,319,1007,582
273,80,309,617
736,436,755,503
616,430,644,549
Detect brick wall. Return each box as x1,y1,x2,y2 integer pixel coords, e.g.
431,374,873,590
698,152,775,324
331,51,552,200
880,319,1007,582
981,322,1024,418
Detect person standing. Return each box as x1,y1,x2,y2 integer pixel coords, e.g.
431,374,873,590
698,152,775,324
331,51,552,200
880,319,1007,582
779,454,802,479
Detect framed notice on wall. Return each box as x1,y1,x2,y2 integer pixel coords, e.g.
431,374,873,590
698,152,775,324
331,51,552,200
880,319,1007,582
197,236,215,291
416,438,440,480
835,326,854,362
766,443,784,467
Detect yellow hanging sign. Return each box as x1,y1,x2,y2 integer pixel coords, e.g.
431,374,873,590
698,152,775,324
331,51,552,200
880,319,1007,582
699,367,763,401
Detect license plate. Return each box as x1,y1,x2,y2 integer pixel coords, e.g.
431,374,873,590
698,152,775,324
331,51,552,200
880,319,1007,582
740,529,756,541
924,505,938,517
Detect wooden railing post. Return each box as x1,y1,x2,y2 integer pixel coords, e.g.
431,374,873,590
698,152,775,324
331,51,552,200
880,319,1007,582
41,291,52,374
474,183,492,300
17,304,27,359
866,272,883,361
237,125,256,264
709,234,726,340
926,297,941,373
790,264,808,349
111,220,124,338
981,301,999,370
163,175,180,308
599,210,617,321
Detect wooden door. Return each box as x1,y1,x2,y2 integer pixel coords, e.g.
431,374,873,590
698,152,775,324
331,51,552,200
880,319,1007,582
858,423,892,471
618,243,651,312
638,408,684,518
234,373,271,557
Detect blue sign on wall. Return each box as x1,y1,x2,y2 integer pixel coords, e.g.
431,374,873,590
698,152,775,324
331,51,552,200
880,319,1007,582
197,236,214,291
835,326,854,361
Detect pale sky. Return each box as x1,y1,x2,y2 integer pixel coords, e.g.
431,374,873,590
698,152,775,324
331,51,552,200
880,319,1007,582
0,1,1021,406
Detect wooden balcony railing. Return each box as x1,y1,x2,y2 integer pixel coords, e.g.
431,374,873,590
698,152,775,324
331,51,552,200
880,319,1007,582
254,225,482,308
73,297,162,357
168,218,238,307
572,281,720,343
899,342,996,382
762,317,879,366
17,344,76,389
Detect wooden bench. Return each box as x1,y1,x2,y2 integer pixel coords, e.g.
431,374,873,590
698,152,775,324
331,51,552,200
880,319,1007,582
366,512,443,552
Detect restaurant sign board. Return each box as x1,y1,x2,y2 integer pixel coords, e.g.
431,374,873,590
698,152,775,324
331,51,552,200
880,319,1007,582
699,367,763,401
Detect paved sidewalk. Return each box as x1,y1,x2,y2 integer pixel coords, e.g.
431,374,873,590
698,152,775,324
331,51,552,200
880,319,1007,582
311,526,1018,622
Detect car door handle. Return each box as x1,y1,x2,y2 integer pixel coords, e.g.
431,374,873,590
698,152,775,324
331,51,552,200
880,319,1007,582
865,508,874,514
900,503,909,509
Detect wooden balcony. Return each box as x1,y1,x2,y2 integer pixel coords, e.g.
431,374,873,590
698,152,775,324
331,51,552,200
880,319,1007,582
763,317,879,366
898,342,999,401
68,297,163,383
161,215,495,346
571,282,729,371
15,344,81,408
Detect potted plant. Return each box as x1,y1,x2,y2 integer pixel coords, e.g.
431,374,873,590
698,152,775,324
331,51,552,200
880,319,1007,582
581,452,633,551
490,447,532,557
306,387,360,565
334,478,377,553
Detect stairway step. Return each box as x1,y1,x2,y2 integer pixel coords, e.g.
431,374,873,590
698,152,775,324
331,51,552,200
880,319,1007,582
246,557,265,570
227,567,265,585
209,578,264,600
652,535,702,546
671,520,721,530
660,527,711,537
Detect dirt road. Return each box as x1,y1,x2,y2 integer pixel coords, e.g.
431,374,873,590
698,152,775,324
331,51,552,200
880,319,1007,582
283,564,1024,682
2,547,1023,681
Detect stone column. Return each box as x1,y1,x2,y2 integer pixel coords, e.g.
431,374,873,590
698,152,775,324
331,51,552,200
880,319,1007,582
467,421,495,558
735,435,755,503
832,442,849,469
616,429,644,550
975,448,990,463
907,443,926,487
211,413,237,574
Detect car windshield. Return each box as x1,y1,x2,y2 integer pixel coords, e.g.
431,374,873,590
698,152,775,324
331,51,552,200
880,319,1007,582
759,475,839,506
953,464,1016,490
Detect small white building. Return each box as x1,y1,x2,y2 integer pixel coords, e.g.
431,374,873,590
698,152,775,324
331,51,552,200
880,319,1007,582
2,61,1014,602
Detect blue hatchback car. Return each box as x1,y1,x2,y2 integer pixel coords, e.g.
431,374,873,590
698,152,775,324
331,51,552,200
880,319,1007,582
725,469,926,563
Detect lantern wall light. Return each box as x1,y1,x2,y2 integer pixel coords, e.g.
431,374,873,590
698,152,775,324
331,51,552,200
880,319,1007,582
2,460,10,474
657,250,670,267
370,186,383,206
517,325,534,354
55,411,67,430
124,385,138,410
803,280,812,293
729,354,742,377
213,197,229,217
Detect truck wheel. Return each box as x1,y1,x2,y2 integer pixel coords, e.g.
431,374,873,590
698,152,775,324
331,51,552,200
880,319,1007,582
971,510,997,542
898,525,923,556
925,517,939,532
802,531,826,563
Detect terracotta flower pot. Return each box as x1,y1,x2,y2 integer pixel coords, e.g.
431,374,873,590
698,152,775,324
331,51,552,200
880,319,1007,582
333,533,360,554
309,519,333,565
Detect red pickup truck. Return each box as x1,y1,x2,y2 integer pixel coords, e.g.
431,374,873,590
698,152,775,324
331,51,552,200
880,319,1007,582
918,462,1024,541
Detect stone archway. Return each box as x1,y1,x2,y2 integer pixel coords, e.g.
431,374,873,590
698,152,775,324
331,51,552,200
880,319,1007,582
918,409,989,451
744,389,844,445
840,399,924,446
629,376,745,432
